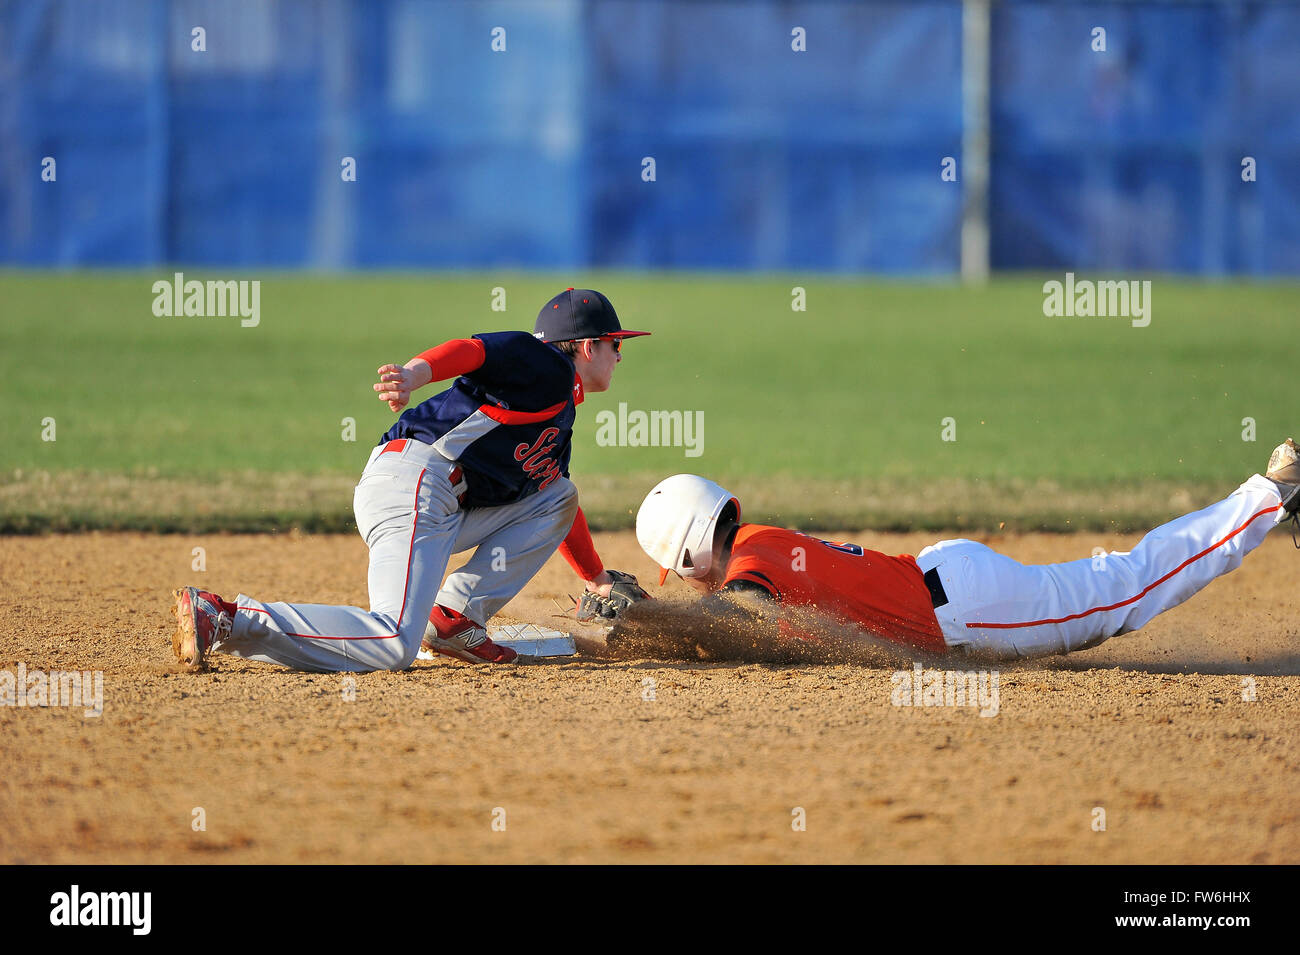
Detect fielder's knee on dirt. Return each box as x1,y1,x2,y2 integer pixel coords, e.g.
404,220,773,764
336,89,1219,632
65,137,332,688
329,616,428,672
385,635,424,671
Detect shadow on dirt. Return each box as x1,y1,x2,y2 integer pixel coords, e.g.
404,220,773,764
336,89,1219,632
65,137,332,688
580,596,946,668
1040,654,1300,676
561,597,1300,676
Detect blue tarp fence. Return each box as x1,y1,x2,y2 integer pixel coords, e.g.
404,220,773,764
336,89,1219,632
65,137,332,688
0,0,1296,273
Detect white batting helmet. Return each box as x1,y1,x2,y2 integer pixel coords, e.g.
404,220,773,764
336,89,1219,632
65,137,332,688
635,474,741,585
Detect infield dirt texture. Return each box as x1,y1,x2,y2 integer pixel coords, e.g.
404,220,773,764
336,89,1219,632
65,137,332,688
4,273,1297,863
2,529,1296,864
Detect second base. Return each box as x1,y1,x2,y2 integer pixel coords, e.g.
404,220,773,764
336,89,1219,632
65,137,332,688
416,623,577,661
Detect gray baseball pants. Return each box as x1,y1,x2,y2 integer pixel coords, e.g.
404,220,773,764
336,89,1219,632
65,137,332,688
918,474,1288,659
214,439,578,671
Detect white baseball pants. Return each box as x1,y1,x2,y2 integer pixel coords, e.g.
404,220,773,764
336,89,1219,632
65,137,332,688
214,439,578,672
916,474,1290,660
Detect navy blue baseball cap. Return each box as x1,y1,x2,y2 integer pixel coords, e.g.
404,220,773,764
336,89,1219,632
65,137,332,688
533,288,650,343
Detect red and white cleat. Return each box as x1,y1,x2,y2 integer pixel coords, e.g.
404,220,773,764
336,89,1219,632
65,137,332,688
171,586,232,669
421,605,517,664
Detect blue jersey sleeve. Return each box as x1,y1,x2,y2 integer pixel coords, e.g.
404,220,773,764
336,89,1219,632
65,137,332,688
469,331,575,411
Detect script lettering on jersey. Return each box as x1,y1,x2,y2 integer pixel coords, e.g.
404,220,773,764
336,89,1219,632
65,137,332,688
514,427,563,489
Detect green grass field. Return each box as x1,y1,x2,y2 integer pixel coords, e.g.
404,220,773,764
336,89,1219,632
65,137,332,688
1,271,1294,532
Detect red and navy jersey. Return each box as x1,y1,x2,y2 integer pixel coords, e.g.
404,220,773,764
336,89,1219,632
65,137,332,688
380,331,580,507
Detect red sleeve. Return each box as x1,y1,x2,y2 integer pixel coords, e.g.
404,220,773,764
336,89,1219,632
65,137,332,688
411,338,486,381
558,507,605,581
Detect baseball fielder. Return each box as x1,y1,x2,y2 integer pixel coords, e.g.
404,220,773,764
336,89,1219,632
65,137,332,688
628,440,1300,660
171,289,650,671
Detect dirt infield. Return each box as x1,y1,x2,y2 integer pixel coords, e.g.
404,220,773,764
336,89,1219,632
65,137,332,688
2,530,1297,864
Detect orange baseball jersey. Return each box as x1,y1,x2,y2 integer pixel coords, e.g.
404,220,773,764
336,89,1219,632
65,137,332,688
723,524,947,653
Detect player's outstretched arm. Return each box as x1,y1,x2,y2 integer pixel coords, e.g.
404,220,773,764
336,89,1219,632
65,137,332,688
559,508,610,589
373,362,431,413
373,338,488,413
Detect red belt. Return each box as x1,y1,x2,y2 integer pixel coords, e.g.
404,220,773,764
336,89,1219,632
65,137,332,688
380,439,466,503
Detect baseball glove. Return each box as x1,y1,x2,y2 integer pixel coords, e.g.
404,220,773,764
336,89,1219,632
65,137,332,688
576,570,650,622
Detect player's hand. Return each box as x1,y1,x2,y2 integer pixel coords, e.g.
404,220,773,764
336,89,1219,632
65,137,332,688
374,363,416,413
585,570,615,599
576,570,651,622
